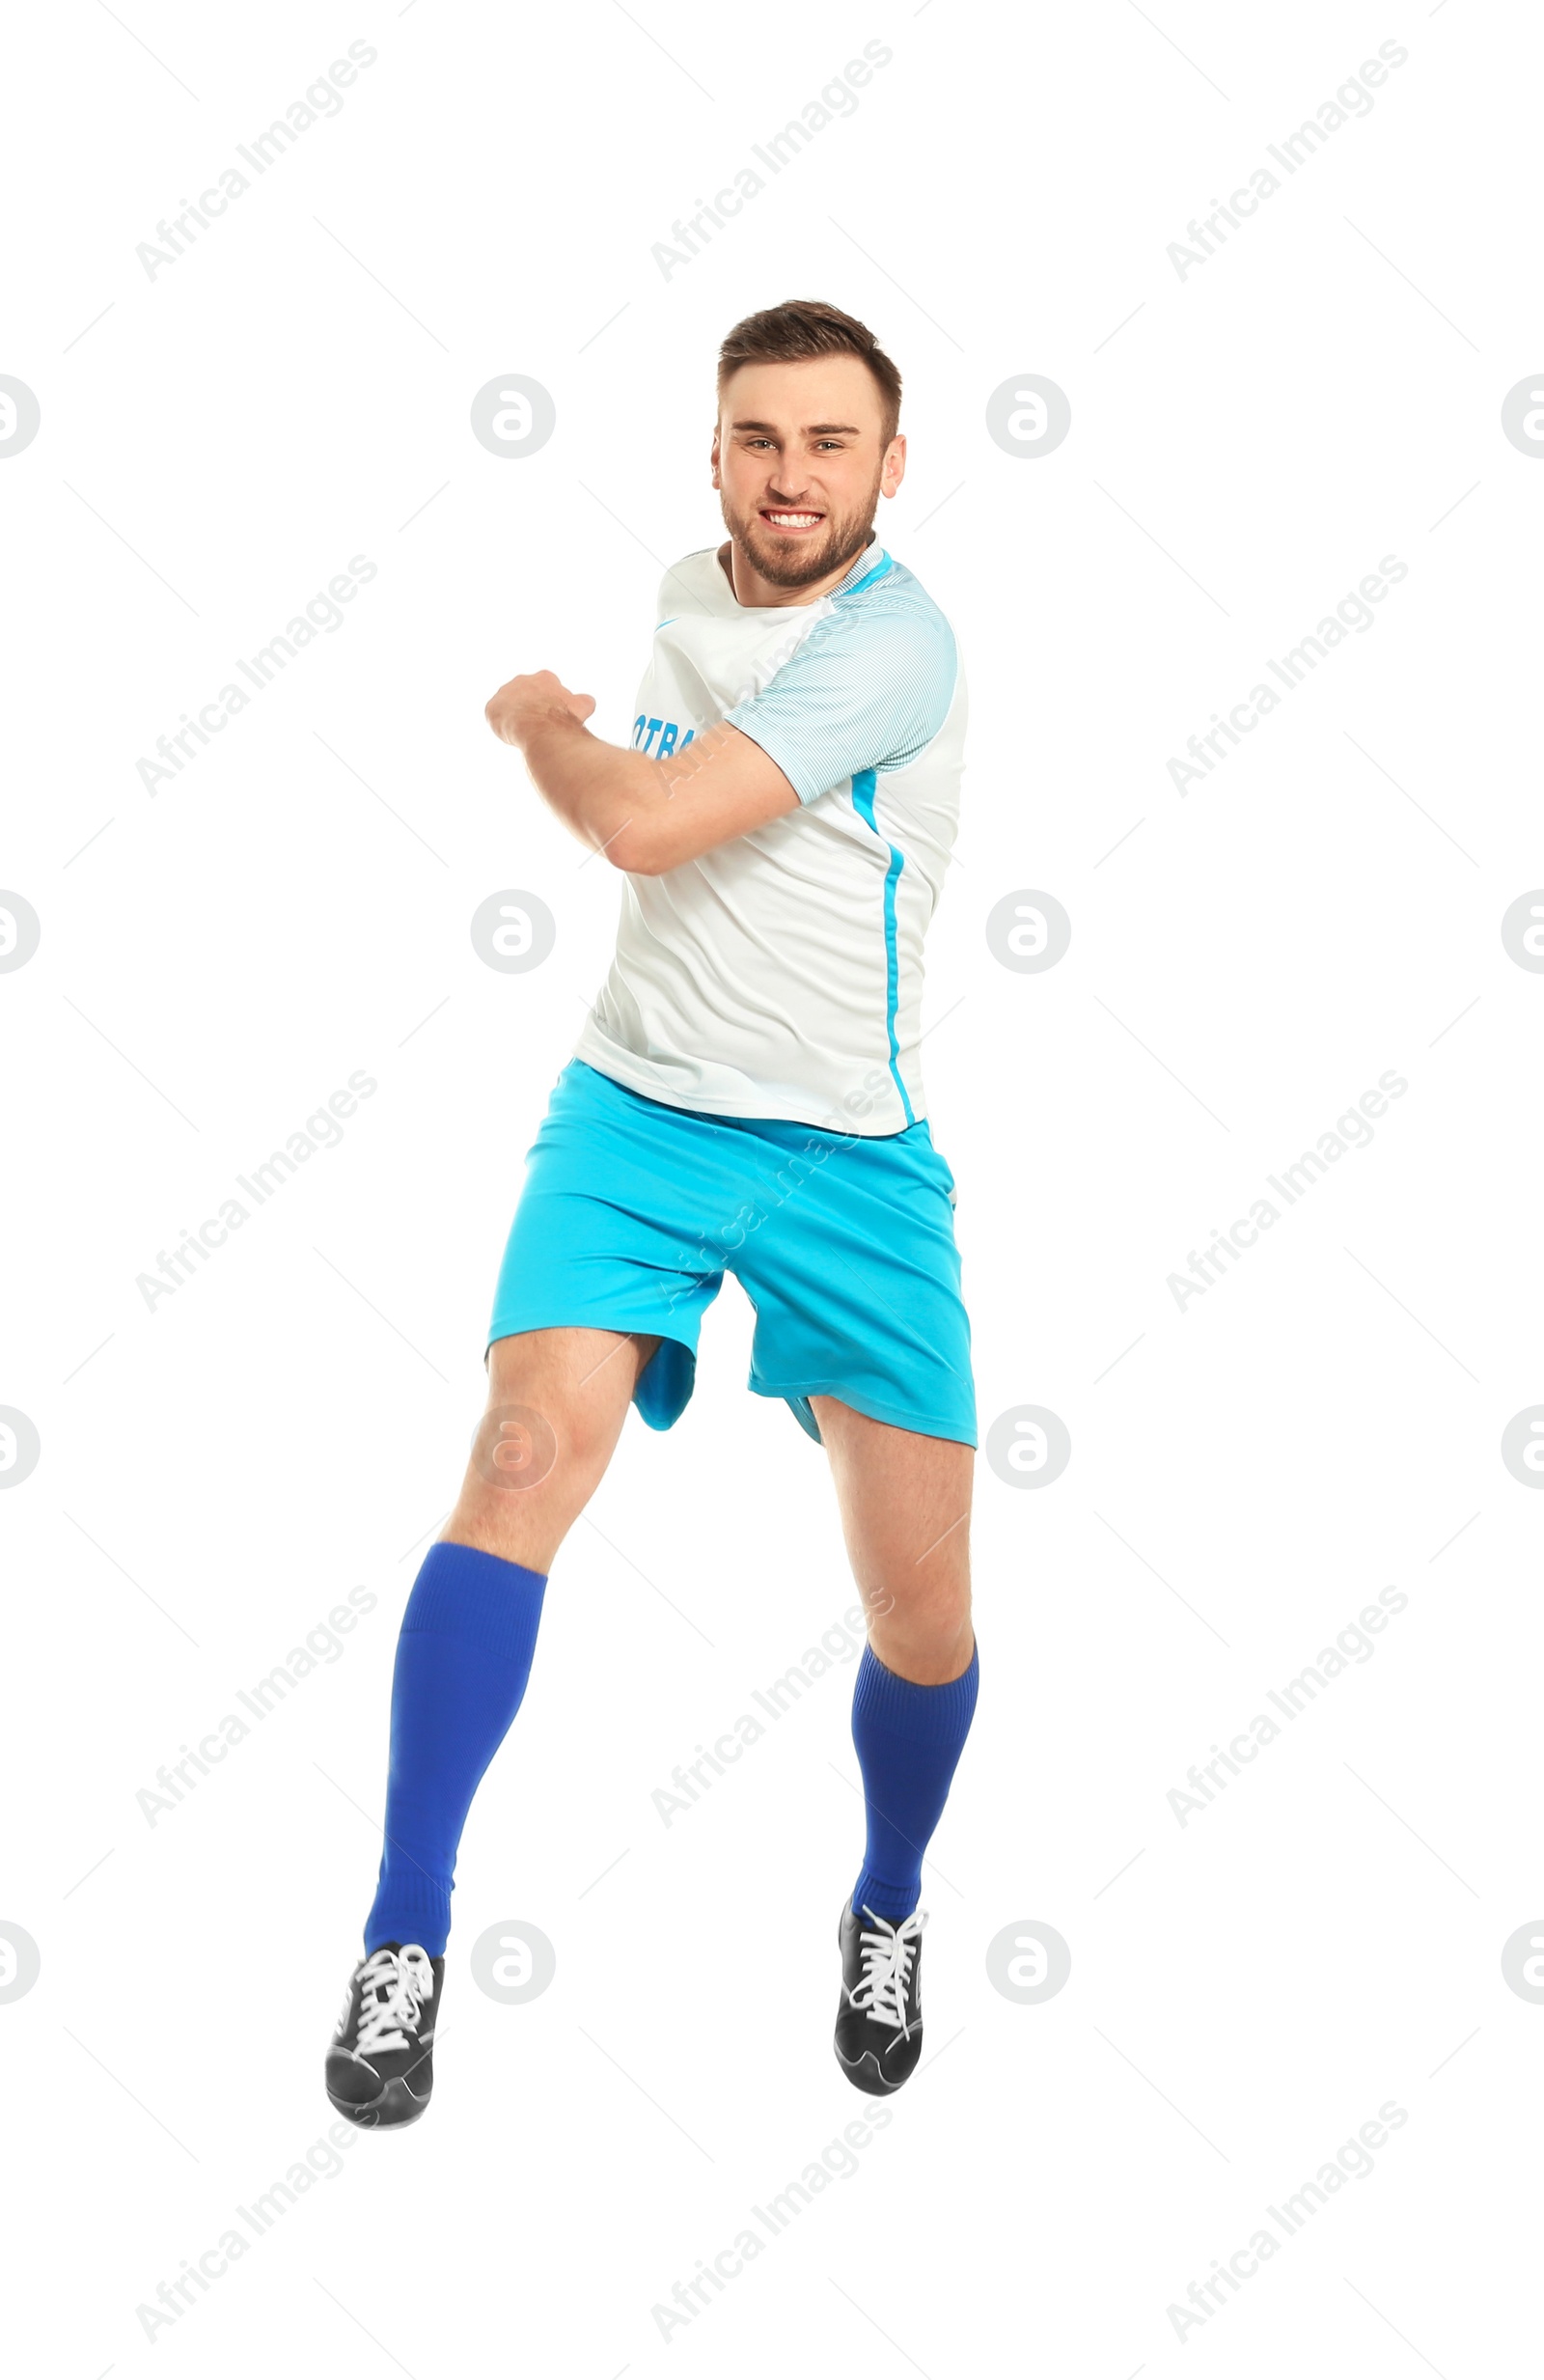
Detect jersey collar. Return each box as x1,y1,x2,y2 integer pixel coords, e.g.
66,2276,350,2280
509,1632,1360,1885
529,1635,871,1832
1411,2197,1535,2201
708,533,889,614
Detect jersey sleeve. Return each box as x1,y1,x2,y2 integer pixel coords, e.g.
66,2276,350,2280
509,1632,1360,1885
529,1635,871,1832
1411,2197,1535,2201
723,595,958,807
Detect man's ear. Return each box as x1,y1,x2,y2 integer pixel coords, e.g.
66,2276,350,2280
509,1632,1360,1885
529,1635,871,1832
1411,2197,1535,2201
709,426,722,487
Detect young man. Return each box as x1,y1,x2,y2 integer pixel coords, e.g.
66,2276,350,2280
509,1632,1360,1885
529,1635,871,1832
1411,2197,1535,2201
326,298,979,2127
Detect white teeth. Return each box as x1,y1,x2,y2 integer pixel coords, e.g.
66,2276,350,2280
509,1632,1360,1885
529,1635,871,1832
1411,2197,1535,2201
765,512,821,526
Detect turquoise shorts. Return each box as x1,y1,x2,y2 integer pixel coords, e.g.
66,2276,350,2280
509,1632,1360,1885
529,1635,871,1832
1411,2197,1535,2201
486,1060,976,1447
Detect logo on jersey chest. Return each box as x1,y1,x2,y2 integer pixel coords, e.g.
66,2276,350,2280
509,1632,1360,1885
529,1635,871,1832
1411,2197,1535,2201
631,714,697,758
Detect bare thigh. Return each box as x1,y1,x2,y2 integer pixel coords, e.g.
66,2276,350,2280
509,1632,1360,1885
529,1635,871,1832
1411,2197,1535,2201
811,1395,975,1685
439,1327,662,1573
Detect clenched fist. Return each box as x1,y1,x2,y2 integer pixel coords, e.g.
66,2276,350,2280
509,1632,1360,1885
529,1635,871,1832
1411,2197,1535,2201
484,668,596,749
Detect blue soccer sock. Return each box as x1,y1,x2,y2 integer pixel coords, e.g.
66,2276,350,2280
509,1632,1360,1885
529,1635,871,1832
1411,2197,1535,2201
849,1638,980,1924
363,1540,548,1957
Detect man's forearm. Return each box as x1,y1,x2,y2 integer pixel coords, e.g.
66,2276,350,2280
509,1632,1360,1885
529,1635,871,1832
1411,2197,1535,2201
484,666,800,874
511,706,663,870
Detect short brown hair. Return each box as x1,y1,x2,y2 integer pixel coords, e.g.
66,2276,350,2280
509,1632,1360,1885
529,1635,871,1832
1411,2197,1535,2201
717,299,902,447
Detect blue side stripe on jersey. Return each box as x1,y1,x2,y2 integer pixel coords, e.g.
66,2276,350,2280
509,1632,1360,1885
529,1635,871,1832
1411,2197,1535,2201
850,767,914,1126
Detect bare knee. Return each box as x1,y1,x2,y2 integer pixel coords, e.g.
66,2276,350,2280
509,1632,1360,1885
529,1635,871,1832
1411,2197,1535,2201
864,1577,974,1685
445,1328,651,1570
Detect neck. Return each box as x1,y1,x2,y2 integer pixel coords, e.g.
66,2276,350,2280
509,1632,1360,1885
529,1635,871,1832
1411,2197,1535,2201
720,529,876,609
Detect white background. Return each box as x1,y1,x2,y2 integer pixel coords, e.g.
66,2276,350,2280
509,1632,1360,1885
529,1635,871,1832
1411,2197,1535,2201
5,0,1542,2371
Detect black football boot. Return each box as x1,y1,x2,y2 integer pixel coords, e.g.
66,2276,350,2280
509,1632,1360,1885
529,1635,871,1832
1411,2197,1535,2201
834,1901,926,2095
325,1942,443,2128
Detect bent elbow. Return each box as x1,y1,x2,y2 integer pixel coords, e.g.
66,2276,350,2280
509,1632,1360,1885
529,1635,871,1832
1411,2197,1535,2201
605,822,670,876
605,840,653,876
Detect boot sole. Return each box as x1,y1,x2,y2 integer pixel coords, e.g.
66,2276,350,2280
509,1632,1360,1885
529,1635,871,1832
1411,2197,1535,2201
834,2043,905,2095
325,2074,431,2129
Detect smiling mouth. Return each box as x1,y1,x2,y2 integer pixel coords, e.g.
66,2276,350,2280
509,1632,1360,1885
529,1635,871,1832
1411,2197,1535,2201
759,509,825,531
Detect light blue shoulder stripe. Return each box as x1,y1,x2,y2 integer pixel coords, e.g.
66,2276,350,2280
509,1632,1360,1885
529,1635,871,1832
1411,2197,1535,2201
841,551,894,599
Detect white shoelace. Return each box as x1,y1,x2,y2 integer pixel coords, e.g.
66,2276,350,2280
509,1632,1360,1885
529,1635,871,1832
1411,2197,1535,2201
346,1946,436,2059
848,1907,927,2038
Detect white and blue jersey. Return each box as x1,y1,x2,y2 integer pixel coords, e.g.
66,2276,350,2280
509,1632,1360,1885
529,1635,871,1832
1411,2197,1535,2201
573,537,966,1136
